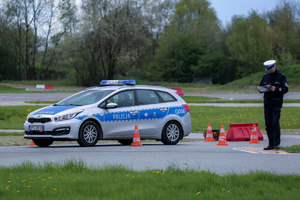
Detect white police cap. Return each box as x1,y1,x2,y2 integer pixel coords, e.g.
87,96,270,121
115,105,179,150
263,60,276,70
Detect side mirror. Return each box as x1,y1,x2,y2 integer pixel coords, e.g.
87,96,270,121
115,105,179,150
105,102,118,109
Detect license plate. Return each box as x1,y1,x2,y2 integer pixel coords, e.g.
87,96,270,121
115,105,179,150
29,125,44,132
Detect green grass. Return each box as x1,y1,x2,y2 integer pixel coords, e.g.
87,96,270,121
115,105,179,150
182,96,300,103
228,64,300,88
1,80,77,87
24,101,57,104
0,132,24,136
0,106,43,129
0,85,28,93
281,145,300,153
1,106,300,132
189,106,300,132
0,161,299,200
24,97,300,104
0,84,78,93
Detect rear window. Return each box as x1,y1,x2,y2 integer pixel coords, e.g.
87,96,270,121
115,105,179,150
157,91,176,102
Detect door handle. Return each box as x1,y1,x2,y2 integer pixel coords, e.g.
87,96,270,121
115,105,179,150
130,110,138,115
160,108,167,111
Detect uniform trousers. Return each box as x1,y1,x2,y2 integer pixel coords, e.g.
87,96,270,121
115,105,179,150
264,99,283,147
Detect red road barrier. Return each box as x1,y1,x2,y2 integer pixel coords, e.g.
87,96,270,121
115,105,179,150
36,84,53,89
45,85,53,89
226,123,263,141
171,88,184,96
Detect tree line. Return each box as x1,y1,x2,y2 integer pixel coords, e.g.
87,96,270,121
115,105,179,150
0,0,299,85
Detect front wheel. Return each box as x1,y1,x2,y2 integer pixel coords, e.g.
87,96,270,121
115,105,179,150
77,121,101,147
161,121,182,145
32,139,53,147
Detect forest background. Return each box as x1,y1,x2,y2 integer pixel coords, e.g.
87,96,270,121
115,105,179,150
0,0,299,86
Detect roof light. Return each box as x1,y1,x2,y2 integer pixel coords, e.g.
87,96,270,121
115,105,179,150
100,80,136,86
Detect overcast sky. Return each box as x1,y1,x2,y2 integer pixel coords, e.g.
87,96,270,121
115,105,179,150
209,0,298,26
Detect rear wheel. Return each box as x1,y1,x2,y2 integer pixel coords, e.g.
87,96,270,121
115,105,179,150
118,139,132,145
77,121,101,147
161,121,182,145
32,139,53,147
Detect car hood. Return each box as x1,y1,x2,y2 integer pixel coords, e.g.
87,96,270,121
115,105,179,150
32,106,79,116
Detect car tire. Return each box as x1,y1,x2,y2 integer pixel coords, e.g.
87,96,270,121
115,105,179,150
118,139,133,145
32,139,53,147
77,121,101,147
161,121,182,145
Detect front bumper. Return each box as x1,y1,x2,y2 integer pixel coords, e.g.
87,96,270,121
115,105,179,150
24,118,81,140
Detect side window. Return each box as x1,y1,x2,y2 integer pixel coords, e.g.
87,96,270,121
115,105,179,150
157,91,176,102
137,90,159,105
107,91,134,108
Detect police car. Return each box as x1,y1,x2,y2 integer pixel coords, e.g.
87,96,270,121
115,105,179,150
24,80,192,147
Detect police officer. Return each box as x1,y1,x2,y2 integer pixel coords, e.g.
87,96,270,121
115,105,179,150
259,60,288,150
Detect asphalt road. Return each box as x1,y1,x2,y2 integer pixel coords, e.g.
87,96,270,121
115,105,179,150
185,92,300,100
0,93,72,105
1,92,300,106
0,135,299,175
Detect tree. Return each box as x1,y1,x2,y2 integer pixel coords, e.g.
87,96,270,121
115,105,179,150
64,0,152,86
2,0,58,80
0,15,18,80
267,2,300,64
226,11,272,77
151,0,223,82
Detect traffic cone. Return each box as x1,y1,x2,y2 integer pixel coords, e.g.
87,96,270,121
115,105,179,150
249,124,260,144
217,125,228,146
131,125,143,147
29,140,36,146
205,123,215,142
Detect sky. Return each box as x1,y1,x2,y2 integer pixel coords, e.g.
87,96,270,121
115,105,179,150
209,0,296,26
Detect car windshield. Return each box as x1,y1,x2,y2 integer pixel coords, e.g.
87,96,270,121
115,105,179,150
55,90,114,106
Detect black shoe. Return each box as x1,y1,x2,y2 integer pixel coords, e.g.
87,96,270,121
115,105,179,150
273,145,280,150
264,146,274,150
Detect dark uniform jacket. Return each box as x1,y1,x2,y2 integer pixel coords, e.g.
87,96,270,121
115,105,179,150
259,70,288,100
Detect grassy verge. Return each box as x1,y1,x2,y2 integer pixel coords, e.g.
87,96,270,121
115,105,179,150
1,80,77,87
0,85,27,93
1,161,299,200
190,106,300,132
25,98,300,104
1,106,300,132
24,101,57,104
0,132,24,136
0,106,43,129
182,96,300,103
0,85,77,93
281,145,300,153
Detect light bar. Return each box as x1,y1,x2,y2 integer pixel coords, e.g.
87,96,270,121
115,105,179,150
100,80,136,86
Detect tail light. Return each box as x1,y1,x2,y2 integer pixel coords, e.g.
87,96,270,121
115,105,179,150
182,104,190,112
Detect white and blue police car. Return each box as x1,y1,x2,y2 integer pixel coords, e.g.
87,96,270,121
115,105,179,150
24,80,192,147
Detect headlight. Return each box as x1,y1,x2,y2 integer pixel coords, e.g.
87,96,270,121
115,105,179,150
54,111,82,122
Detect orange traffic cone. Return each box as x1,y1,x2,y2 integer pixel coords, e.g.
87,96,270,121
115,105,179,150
29,140,36,146
249,124,260,144
217,125,228,146
205,123,215,142
131,125,143,147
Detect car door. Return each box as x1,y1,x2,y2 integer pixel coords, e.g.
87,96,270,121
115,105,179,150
100,90,139,139
135,89,168,138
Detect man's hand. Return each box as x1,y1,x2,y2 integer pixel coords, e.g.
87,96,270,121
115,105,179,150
271,86,276,92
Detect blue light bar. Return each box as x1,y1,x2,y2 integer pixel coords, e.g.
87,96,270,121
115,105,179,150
100,80,136,86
